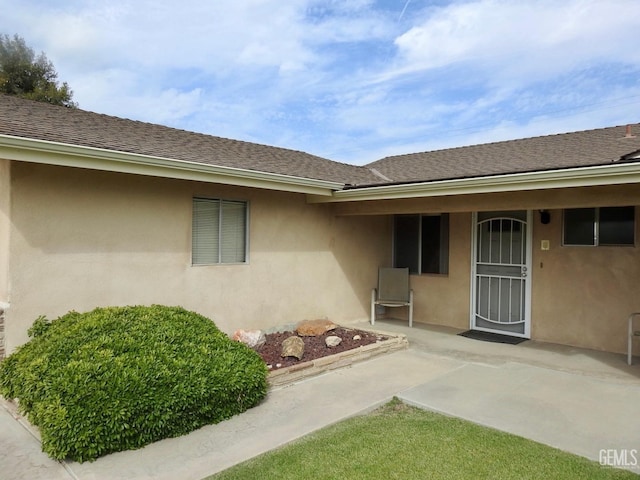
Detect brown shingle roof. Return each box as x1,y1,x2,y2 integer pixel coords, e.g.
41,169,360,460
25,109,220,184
0,94,379,185
2,94,640,189
365,124,640,185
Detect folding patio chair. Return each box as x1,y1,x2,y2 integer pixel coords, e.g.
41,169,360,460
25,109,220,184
371,267,414,327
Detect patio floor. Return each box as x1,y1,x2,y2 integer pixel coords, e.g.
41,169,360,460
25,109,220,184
356,319,640,384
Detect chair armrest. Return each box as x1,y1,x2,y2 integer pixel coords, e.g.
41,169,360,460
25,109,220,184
627,313,640,365
371,288,378,325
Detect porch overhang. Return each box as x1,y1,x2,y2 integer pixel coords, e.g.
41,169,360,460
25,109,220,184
306,162,640,203
0,134,344,197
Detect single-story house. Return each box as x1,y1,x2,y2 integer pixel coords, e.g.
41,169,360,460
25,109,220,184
1,94,639,358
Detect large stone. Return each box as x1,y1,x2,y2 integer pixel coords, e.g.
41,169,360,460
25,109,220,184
232,329,266,348
281,336,305,359
296,319,337,337
325,336,342,348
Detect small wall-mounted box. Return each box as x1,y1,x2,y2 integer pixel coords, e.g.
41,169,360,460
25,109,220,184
541,240,550,251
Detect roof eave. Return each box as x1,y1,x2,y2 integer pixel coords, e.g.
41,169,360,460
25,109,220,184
0,134,344,196
307,162,640,203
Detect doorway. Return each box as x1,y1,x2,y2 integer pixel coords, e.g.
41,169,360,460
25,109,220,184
471,211,532,338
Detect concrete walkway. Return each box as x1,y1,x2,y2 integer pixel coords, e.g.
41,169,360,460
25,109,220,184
2,321,640,479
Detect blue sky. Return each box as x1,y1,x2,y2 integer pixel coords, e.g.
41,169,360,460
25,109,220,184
2,0,640,165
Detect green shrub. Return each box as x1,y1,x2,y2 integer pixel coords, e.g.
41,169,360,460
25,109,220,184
0,305,268,462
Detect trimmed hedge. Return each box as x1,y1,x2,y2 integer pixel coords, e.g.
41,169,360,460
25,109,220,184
0,305,268,462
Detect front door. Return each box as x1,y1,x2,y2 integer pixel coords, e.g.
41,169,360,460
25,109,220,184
471,211,531,338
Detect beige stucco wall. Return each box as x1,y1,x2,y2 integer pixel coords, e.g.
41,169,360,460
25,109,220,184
5,162,390,353
0,159,9,303
6,160,639,355
409,212,471,331
530,207,640,354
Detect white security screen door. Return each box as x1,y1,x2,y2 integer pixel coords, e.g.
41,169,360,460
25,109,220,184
471,211,531,337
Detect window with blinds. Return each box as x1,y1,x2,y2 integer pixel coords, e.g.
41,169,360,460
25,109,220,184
192,198,248,264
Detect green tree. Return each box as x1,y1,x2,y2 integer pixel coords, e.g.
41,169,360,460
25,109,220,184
0,34,77,107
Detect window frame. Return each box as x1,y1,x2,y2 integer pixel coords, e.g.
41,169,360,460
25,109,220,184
562,206,635,247
191,197,249,265
393,213,450,275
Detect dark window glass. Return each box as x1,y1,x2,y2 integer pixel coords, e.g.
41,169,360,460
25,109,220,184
394,214,449,274
421,215,449,274
599,207,635,245
563,207,635,246
394,215,419,274
563,208,596,246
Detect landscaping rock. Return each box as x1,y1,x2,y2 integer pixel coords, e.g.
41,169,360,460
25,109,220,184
325,336,342,348
353,334,362,341
281,336,305,359
232,329,266,348
296,319,337,336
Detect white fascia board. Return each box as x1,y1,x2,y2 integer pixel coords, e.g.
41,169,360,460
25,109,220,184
0,135,343,196
307,162,640,203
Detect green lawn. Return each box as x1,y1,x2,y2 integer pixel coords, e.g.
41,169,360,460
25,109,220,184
207,399,638,480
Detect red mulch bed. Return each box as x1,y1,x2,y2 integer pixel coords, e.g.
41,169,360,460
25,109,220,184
255,327,388,370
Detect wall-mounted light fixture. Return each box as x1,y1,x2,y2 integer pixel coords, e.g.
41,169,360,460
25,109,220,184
539,210,551,225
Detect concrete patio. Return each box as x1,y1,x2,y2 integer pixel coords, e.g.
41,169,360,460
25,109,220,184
2,320,639,479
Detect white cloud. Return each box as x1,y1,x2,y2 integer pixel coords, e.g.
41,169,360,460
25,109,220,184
11,1,315,73
390,0,640,81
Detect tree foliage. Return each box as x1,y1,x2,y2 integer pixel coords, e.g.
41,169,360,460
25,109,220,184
0,34,77,107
